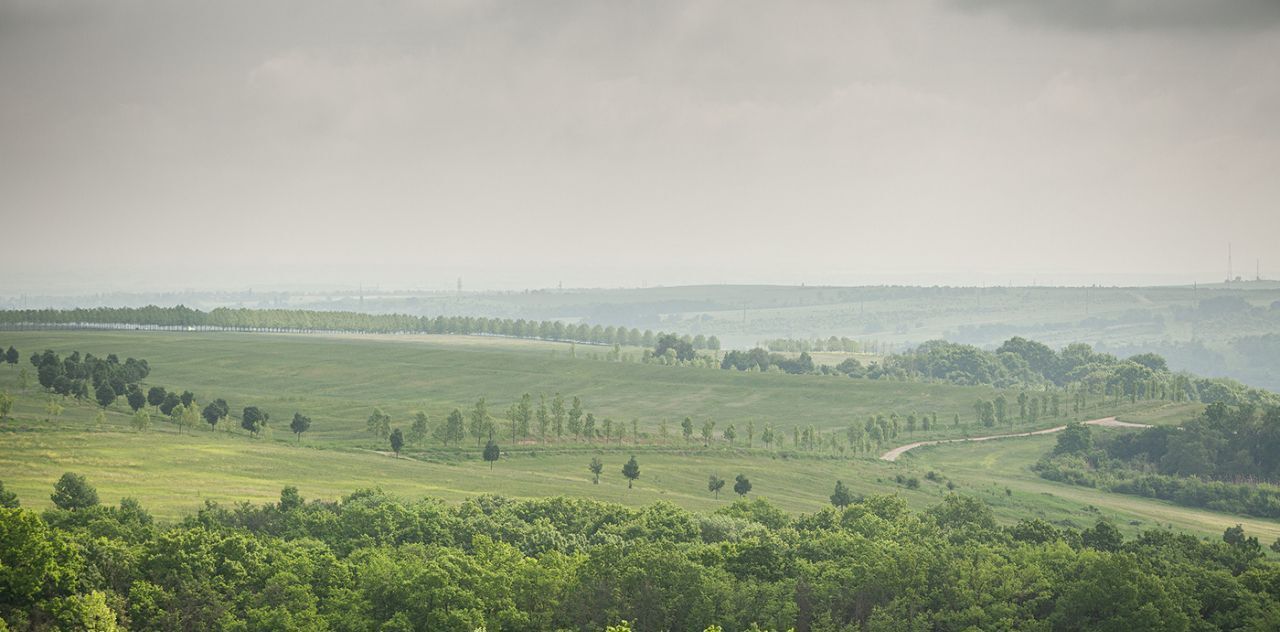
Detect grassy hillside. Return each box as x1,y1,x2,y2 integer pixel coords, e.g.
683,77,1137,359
0,330,1137,447
5,329,1269,549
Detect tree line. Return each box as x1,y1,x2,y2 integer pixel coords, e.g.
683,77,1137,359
2,475,1278,630
1037,403,1280,519
0,306,721,350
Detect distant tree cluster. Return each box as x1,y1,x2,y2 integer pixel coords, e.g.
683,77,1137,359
762,336,866,353
26,348,150,405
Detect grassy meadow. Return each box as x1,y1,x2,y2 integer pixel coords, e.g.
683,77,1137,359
4,329,1268,545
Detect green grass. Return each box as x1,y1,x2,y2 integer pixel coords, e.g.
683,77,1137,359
2,330,1261,545
903,429,1280,543
0,330,1146,448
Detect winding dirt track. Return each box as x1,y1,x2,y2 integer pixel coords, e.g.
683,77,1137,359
879,417,1151,462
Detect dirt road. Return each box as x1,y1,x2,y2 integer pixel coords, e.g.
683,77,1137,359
879,417,1150,462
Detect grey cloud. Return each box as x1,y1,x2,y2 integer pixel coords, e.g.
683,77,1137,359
950,0,1280,30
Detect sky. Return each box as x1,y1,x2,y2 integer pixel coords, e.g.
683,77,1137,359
1,0,1278,293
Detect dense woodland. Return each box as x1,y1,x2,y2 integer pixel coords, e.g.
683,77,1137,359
2,477,1279,631
1037,404,1280,519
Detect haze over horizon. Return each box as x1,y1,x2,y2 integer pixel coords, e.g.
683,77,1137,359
3,0,1278,294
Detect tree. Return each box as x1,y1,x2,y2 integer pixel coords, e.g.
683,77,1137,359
435,409,465,446
147,386,167,409
470,398,491,445
0,392,12,420
747,420,754,448
483,440,500,469
583,413,596,442
536,395,550,441
994,394,1008,426
175,404,198,434
708,474,725,499
242,406,268,436
516,393,533,439
733,473,752,497
1017,391,1028,420
589,457,603,484
160,392,181,416
723,424,736,445
622,455,640,489
701,419,715,447
0,480,18,508
390,428,404,457
180,390,195,408
408,412,429,445
4,346,17,365
51,472,98,510
551,393,566,441
95,383,116,408
681,417,694,443
368,407,392,439
290,412,312,442
126,386,146,412
567,396,583,438
131,409,151,432
1053,421,1092,455
830,480,854,508
17,368,30,392
202,399,228,431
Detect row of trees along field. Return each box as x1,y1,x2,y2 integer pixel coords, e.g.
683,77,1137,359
367,391,994,457
1036,403,1280,519
3,346,302,440
3,475,1279,631
0,306,722,349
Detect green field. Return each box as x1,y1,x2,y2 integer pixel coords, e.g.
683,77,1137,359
4,329,1272,545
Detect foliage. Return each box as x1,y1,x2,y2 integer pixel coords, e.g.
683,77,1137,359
50,472,98,511
6,472,1280,631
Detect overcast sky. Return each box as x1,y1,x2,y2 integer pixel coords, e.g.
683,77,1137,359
2,0,1278,293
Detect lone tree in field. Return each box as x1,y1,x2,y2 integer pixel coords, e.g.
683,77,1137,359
4,346,18,365
483,440,500,469
94,383,116,408
701,420,715,447
589,457,603,484
621,455,640,489
51,472,99,511
290,412,312,443
242,406,268,437
367,407,392,439
830,480,854,508
708,474,725,499
681,417,694,443
734,473,752,497
389,428,404,457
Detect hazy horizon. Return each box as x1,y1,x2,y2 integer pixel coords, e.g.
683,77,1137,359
3,1,1278,294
